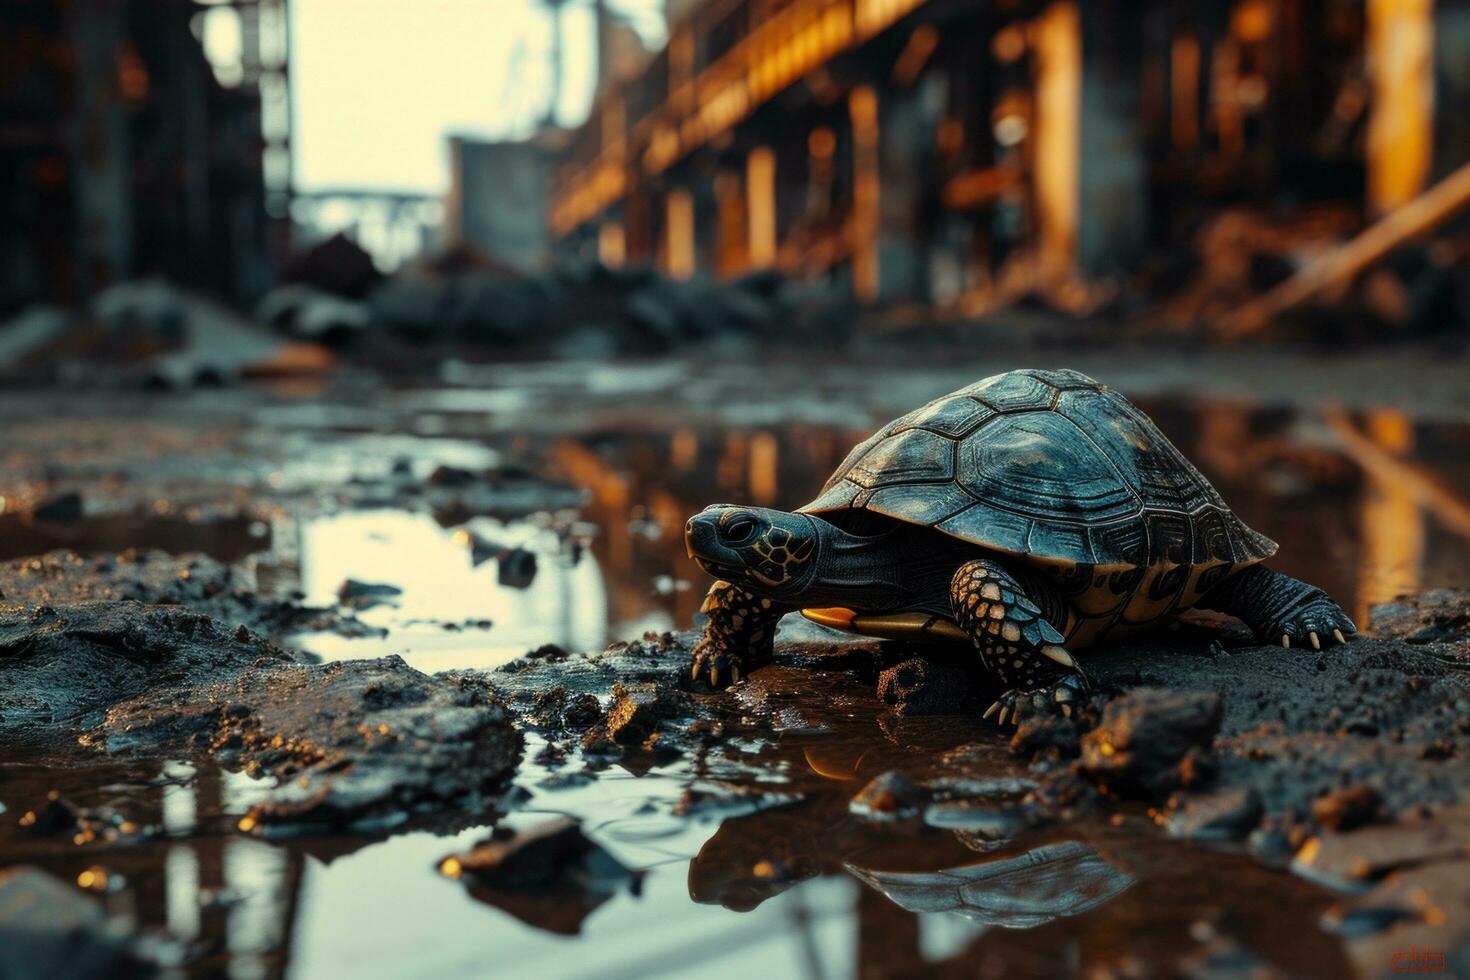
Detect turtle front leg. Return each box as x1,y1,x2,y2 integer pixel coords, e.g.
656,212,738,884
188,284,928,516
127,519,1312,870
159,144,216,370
690,580,792,690
950,559,1086,726
1198,565,1357,650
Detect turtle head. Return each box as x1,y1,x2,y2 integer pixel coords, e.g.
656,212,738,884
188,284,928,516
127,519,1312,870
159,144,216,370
685,504,820,599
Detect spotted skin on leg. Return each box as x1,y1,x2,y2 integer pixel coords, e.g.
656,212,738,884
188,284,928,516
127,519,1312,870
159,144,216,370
950,559,1086,726
690,580,791,689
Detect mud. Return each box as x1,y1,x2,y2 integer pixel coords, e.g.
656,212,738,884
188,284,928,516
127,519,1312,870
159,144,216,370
2,355,1470,977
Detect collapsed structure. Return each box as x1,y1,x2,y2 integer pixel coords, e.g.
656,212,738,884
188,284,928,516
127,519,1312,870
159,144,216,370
548,0,1470,310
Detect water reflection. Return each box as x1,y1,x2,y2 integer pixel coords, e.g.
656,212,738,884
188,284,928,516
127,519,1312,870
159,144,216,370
292,510,609,670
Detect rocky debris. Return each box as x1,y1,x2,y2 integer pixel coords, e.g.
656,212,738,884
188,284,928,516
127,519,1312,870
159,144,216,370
256,284,371,344
1369,589,1470,648
366,260,846,357
438,818,638,935
850,770,930,822
877,656,990,715
87,655,522,832
582,683,693,752
1290,803,1470,890
336,578,403,609
496,547,538,589
493,631,695,698
31,491,84,522
1334,859,1470,977
0,600,295,745
16,791,155,846
0,866,160,978
1312,784,1386,832
0,550,366,643
1079,689,1223,797
1166,787,1264,842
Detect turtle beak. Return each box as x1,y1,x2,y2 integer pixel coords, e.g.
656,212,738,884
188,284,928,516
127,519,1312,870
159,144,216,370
684,507,740,573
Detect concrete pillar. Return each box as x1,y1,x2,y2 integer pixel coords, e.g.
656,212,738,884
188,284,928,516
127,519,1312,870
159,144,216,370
1077,0,1148,277
877,85,927,301
1033,1,1148,284
850,86,880,302
1434,0,1470,179
662,188,695,279
1368,0,1435,214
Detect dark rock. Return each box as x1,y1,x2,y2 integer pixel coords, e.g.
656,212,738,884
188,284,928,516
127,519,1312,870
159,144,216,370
336,579,402,609
32,491,84,522
1166,786,1264,841
1291,803,1470,889
87,655,522,832
587,682,689,748
496,547,538,589
1080,689,1223,797
850,770,930,821
427,464,477,487
1312,784,1385,832
0,600,295,746
876,656,989,715
0,866,154,978
561,693,602,731
1011,714,1083,761
438,818,637,935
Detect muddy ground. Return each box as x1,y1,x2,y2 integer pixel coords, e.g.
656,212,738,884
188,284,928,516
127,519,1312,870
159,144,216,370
2,350,1469,978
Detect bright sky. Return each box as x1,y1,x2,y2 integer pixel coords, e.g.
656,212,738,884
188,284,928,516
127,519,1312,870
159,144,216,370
291,0,665,194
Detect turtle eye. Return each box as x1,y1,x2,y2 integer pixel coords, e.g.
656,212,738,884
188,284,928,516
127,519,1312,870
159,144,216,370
721,516,756,543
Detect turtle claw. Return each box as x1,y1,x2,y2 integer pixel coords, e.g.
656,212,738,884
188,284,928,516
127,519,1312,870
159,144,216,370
1272,600,1358,652
984,674,1088,728
690,640,750,691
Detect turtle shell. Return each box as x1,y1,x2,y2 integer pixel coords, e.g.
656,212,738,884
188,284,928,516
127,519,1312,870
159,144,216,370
801,369,1276,574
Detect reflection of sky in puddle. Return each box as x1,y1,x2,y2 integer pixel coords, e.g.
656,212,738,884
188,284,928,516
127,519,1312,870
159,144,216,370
293,510,663,671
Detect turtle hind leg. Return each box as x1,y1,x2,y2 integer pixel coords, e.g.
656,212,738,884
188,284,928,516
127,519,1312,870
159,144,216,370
1198,565,1357,650
950,558,1087,726
690,580,791,690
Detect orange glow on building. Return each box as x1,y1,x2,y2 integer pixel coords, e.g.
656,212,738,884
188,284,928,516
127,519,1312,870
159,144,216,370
1367,0,1435,214
850,85,880,301
1033,1,1080,287
747,146,777,268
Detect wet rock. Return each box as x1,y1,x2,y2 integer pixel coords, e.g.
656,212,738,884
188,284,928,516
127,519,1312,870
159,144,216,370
561,693,602,731
876,656,989,715
1335,859,1470,977
1166,787,1264,842
336,579,402,609
0,600,295,746
585,682,691,750
1312,784,1385,832
496,547,538,589
1080,689,1223,797
1011,714,1084,762
1291,803,1470,889
0,550,361,643
438,818,637,935
16,791,154,846
88,655,522,832
0,866,154,978
32,491,84,522
850,770,929,821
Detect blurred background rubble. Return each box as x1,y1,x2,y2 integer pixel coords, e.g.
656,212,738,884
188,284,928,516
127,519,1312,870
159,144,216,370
2,0,1468,386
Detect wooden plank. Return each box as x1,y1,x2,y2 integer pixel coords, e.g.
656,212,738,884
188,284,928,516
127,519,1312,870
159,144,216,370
1220,159,1470,338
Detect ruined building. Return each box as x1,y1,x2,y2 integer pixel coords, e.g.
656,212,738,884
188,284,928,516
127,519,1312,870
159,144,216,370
549,0,1470,308
0,0,289,311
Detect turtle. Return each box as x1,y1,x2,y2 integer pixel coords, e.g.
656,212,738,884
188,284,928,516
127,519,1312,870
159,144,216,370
684,368,1357,724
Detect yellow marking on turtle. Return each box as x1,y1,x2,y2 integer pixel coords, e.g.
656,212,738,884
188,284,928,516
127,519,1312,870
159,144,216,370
801,608,967,642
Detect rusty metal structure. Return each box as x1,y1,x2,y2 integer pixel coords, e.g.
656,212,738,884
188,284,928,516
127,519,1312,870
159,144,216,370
0,0,290,310
549,0,1470,307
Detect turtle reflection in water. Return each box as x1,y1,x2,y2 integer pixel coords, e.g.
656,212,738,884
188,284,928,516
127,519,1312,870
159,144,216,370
685,369,1357,724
